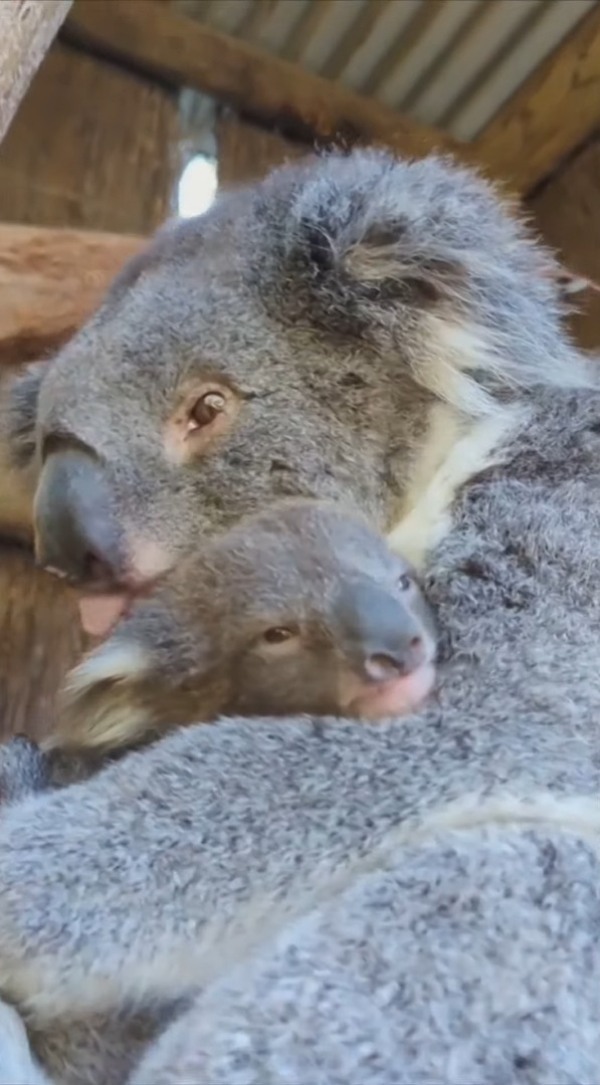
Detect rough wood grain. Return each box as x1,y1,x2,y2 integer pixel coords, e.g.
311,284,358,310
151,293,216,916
0,0,72,145
475,5,600,193
0,545,85,742
0,223,142,368
529,136,600,351
63,0,471,164
0,41,181,234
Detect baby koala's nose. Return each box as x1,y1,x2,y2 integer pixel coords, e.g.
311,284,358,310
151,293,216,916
364,636,426,681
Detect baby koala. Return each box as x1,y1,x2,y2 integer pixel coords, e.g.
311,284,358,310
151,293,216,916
46,498,438,755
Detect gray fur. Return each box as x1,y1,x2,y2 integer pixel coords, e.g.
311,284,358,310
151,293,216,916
0,150,599,1084
0,386,599,1083
3,150,593,586
50,498,437,753
0,736,49,804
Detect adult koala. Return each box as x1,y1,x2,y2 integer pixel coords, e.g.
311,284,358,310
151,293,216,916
0,150,599,1085
2,149,593,649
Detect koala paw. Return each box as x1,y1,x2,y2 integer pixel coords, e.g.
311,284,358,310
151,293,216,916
0,735,50,807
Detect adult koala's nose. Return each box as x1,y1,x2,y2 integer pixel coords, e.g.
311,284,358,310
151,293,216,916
33,448,124,587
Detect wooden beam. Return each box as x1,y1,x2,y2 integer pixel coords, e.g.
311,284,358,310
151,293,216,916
0,0,72,144
63,0,468,162
0,224,142,368
475,6,600,194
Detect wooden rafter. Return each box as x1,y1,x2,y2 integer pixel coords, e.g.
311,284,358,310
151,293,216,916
0,0,73,144
63,0,467,162
475,5,600,192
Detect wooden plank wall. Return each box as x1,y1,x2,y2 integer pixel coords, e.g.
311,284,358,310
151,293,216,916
0,547,85,741
216,109,309,187
0,42,181,742
529,135,600,350
0,41,180,233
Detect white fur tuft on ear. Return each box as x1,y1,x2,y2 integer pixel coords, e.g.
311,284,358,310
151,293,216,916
342,234,462,299
65,641,150,700
45,641,152,753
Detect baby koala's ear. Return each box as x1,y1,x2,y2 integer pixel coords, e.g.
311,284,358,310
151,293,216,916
48,636,153,754
49,587,218,754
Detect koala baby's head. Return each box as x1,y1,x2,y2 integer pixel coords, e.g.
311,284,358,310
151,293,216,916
49,500,437,753
5,149,589,640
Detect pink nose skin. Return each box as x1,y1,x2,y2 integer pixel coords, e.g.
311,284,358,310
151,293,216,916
342,661,436,720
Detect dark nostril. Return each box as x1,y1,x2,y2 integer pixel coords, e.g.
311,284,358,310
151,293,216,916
83,551,114,585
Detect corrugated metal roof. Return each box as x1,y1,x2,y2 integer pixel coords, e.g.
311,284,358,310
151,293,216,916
173,0,598,140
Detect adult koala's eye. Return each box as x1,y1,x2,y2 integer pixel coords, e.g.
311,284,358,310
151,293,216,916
398,573,412,592
164,382,241,465
190,392,226,429
262,626,297,645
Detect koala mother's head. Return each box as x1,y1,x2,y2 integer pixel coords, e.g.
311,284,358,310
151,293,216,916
4,149,589,636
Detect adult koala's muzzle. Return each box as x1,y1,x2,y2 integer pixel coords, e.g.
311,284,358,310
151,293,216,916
34,447,125,589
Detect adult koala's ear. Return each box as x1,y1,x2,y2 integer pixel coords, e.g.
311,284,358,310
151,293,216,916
2,359,46,469
271,150,467,317
262,148,599,398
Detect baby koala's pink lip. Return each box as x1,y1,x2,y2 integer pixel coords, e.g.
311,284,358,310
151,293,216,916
344,662,436,720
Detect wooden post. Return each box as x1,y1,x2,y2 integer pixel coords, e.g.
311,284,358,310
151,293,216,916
0,0,72,145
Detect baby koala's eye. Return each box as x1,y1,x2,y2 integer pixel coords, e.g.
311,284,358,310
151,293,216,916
190,391,227,430
398,572,412,592
262,626,297,644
